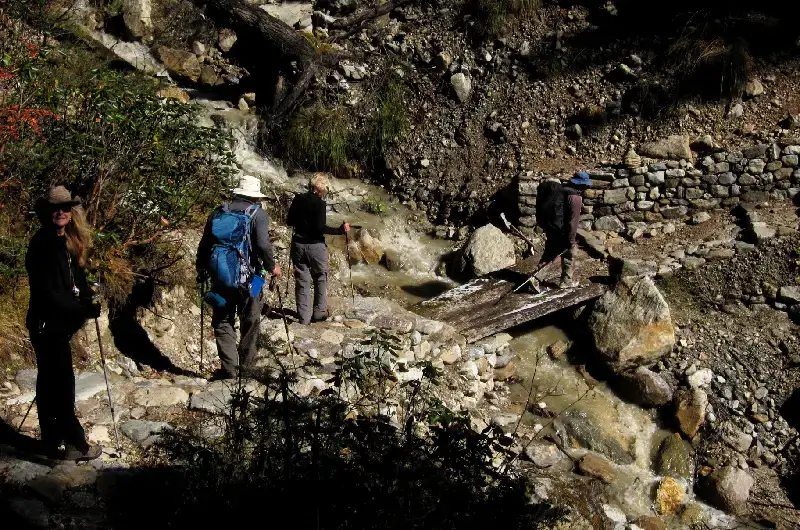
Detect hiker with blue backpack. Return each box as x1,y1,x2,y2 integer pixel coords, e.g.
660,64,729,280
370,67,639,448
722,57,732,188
535,171,592,289
196,175,281,380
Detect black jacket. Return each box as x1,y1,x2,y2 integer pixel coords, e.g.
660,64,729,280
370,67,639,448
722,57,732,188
196,198,276,274
26,229,93,336
287,191,342,243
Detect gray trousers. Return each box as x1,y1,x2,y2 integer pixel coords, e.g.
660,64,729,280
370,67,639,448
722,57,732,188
211,292,264,377
291,240,328,325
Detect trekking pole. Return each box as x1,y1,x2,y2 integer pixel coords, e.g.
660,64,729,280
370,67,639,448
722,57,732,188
343,227,355,304
17,396,36,433
95,317,121,456
199,279,205,375
91,284,122,456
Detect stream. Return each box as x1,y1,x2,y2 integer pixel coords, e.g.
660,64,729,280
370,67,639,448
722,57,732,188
194,94,762,529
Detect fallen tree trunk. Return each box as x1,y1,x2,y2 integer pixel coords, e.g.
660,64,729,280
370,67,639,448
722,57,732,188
329,0,417,30
191,0,317,67
190,0,341,114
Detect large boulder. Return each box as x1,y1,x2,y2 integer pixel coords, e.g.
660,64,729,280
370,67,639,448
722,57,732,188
704,466,754,515
640,135,692,160
347,228,385,265
154,46,201,82
460,224,515,277
588,276,675,370
123,0,153,40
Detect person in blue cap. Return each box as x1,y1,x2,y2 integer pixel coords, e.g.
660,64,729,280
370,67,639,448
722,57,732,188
537,171,591,288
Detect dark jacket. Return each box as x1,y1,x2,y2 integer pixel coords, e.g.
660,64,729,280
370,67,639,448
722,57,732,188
562,185,583,246
25,229,93,336
196,198,276,274
286,191,342,243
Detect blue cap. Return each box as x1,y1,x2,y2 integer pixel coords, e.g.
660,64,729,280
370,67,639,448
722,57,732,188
569,171,592,187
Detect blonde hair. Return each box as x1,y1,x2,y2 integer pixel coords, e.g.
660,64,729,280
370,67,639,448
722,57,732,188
65,205,92,267
309,173,329,195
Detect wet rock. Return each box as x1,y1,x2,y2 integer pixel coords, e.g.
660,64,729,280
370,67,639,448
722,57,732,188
122,0,153,39
588,276,675,371
679,503,708,527
656,434,694,481
655,477,685,515
546,340,570,359
675,387,707,438
602,504,627,525
350,229,384,265
450,73,472,103
154,46,201,82
524,441,571,469
558,410,634,465
639,135,691,160
132,386,189,408
704,466,753,515
460,224,515,277
636,515,666,530
619,366,673,407
576,453,615,483
120,420,172,443
492,361,516,381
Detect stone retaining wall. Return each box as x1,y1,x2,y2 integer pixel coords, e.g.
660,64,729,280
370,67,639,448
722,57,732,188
517,139,800,235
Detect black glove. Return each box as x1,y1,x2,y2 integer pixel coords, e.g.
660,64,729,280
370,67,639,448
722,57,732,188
85,301,101,319
196,269,208,286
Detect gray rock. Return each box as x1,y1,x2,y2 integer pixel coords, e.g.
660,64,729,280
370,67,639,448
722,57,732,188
217,28,237,53
450,73,472,104
619,366,673,407
132,386,189,408
594,215,624,232
15,369,37,392
588,276,675,370
751,222,776,240
460,224,515,277
558,410,634,465
75,372,108,402
120,420,172,443
778,286,800,304
748,159,766,174
692,212,711,224
603,187,631,205
189,381,234,414
122,0,153,39
744,79,764,99
640,135,691,160
0,457,51,485
705,466,754,515
728,103,744,118
657,434,694,481
783,154,799,167
682,257,706,270
524,441,571,469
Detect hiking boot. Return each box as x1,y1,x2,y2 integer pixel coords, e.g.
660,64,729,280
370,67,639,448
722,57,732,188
311,310,329,323
559,279,579,289
63,443,102,462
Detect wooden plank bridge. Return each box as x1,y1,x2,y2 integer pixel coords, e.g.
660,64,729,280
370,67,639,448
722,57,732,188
414,263,606,343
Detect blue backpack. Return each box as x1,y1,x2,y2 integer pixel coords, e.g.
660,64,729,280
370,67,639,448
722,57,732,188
207,203,259,301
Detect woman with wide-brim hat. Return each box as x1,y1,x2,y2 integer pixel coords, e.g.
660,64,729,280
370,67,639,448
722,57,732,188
26,186,102,461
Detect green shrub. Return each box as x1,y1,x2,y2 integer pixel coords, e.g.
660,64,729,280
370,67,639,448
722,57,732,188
285,102,351,177
0,7,235,304
368,77,410,160
466,0,539,39
362,195,388,215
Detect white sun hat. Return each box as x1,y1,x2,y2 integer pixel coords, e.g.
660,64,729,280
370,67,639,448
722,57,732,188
231,175,266,199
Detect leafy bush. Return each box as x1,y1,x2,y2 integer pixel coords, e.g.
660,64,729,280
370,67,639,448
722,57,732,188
0,2,235,367
285,102,352,177
466,0,539,39
284,75,410,177
362,195,388,215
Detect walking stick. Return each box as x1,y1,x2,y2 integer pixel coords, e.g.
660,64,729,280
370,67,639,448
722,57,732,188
199,279,205,374
344,227,355,304
94,317,122,456
17,396,36,433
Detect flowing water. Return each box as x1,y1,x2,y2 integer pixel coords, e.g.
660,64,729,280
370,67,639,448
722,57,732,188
194,95,763,529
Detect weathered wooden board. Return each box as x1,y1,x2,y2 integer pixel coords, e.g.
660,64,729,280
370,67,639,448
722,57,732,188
414,273,606,343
